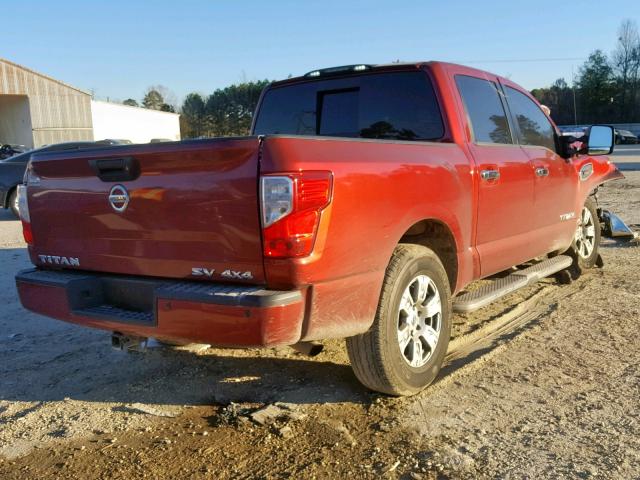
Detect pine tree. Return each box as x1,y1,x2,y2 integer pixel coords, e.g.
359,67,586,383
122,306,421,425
142,89,164,110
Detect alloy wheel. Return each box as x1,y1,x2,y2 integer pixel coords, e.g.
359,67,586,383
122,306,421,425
574,206,596,259
397,274,442,368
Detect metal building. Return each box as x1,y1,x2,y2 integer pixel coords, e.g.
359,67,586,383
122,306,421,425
0,57,93,148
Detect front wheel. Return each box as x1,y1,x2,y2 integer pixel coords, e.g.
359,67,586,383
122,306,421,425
570,197,601,269
346,244,452,396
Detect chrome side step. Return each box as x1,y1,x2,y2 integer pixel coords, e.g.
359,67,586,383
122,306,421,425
453,255,573,313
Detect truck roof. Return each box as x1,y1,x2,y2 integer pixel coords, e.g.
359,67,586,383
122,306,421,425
270,61,508,87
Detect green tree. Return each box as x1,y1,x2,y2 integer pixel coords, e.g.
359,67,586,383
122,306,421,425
612,20,640,121
531,78,576,125
160,103,176,113
531,20,640,126
122,98,139,107
181,93,206,138
203,80,270,137
142,89,164,110
576,50,615,123
179,79,269,138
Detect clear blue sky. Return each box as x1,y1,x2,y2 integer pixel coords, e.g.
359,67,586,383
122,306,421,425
3,0,633,106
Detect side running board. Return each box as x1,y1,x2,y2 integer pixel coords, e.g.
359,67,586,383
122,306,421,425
453,255,573,313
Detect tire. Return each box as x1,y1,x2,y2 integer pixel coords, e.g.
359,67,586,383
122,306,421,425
569,197,601,270
8,189,19,218
346,244,452,396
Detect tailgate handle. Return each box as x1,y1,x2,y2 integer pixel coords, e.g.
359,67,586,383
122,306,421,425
90,157,140,182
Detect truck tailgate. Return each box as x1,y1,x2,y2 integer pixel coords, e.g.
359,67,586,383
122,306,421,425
27,137,265,283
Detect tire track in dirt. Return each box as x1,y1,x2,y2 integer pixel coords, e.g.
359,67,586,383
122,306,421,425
433,272,596,389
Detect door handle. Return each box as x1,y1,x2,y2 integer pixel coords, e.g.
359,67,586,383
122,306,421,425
480,169,500,181
535,167,549,177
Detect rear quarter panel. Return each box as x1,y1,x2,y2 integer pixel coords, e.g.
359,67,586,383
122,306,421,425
260,135,474,340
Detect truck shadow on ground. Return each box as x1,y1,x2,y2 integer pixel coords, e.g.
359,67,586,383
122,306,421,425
1,244,373,408
0,243,573,411
2,329,372,408
3,240,583,411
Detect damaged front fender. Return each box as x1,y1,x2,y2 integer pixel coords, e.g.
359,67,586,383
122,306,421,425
575,156,624,198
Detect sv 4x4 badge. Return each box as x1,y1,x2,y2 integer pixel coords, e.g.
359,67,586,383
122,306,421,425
192,268,253,280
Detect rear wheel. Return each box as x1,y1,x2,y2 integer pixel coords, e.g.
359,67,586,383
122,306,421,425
8,189,19,218
570,197,600,269
346,244,451,396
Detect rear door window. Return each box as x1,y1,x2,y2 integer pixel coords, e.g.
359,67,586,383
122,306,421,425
254,71,444,141
455,75,512,145
504,86,556,151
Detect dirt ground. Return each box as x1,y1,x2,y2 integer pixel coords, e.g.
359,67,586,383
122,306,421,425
0,172,638,479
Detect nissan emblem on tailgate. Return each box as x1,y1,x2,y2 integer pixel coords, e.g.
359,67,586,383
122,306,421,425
109,185,130,212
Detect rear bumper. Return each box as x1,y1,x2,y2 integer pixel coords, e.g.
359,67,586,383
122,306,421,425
16,269,306,347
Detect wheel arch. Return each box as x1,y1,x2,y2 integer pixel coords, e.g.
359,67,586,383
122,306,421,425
398,218,458,294
3,185,17,209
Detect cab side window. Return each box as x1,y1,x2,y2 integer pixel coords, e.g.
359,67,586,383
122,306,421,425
504,86,556,152
455,75,512,145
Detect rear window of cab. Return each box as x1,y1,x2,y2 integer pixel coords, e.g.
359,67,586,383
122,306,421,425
253,71,444,142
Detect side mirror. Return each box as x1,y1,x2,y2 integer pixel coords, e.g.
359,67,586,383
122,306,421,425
587,125,614,156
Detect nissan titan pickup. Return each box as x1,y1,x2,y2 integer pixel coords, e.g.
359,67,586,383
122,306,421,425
15,62,622,395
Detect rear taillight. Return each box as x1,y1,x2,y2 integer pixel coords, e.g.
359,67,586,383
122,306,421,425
260,171,333,258
17,184,33,245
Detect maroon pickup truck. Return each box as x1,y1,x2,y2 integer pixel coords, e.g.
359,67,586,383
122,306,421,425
16,62,621,395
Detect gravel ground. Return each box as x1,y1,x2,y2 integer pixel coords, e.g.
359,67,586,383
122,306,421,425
0,172,638,479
